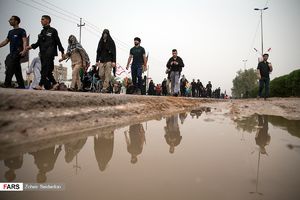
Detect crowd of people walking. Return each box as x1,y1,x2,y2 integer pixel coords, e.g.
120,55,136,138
1,15,230,99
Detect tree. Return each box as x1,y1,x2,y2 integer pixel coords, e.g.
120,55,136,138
231,68,258,98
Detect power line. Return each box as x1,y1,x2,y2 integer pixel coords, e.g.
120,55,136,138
40,0,82,19
31,0,79,22
16,0,78,25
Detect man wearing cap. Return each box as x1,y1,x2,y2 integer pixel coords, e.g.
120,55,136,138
257,53,273,100
126,37,147,95
96,29,116,93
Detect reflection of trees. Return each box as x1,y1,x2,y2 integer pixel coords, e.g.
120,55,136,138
233,115,257,133
233,114,300,138
267,116,300,138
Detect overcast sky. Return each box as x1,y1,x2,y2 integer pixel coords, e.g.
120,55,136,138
0,0,299,94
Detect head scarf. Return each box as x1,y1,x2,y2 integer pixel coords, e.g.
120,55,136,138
67,35,90,64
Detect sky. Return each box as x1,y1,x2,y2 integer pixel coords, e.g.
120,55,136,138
0,0,299,95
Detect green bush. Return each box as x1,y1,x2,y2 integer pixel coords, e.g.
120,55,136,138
270,69,300,97
248,69,300,97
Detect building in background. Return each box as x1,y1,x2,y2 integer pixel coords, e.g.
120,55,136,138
53,64,68,82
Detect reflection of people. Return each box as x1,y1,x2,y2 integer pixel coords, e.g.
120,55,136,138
94,131,114,171
125,124,145,164
256,115,271,154
4,155,23,182
164,114,182,154
64,137,87,163
190,110,203,119
29,145,62,183
179,112,187,124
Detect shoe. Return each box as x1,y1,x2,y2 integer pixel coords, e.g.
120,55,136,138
68,88,75,91
33,85,44,90
136,89,141,95
50,83,60,91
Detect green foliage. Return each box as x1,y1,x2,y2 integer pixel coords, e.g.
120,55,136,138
270,69,300,97
231,68,258,98
233,69,300,98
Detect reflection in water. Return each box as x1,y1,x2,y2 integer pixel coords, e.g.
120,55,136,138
64,137,87,174
29,145,62,183
256,115,271,155
4,155,23,182
94,131,114,171
1,112,300,200
190,107,211,119
179,112,187,124
64,138,87,163
251,115,271,196
125,124,145,164
234,115,257,133
164,114,182,154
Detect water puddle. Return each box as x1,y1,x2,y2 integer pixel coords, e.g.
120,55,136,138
1,110,300,200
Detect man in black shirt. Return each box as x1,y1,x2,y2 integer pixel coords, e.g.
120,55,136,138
257,54,273,100
166,49,184,96
206,81,212,98
96,29,116,93
27,15,64,90
191,79,197,97
126,37,147,95
0,16,27,88
196,79,203,97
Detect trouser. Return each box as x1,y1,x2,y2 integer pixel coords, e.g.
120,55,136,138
40,55,56,87
170,71,180,94
192,89,196,97
131,64,143,90
71,65,83,89
99,62,112,90
258,77,270,98
4,54,25,88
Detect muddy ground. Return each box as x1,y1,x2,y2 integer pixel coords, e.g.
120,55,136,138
0,88,299,159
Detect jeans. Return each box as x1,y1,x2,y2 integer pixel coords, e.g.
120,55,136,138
131,64,143,90
258,77,270,98
170,71,180,94
4,54,25,88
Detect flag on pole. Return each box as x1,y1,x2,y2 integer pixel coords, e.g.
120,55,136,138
20,35,29,63
115,63,131,76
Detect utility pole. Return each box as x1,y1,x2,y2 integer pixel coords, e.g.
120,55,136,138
242,59,248,70
254,7,268,56
77,18,85,44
